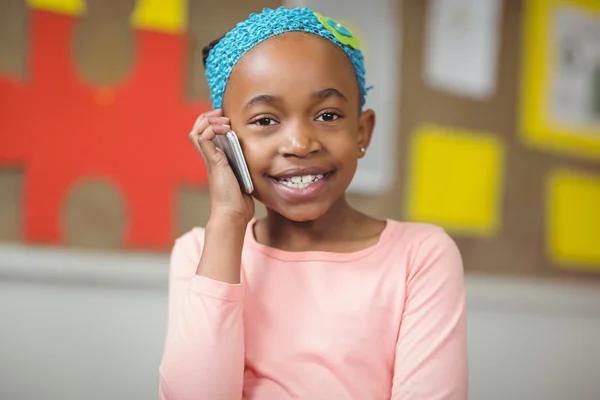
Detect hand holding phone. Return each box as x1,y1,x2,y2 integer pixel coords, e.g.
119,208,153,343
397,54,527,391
212,130,254,194
189,110,255,225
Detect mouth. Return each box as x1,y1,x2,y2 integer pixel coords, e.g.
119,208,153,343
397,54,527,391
270,171,334,189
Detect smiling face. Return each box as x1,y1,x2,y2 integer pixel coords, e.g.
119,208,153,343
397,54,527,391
222,32,375,222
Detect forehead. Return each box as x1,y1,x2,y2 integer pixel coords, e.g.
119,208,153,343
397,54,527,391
225,32,359,103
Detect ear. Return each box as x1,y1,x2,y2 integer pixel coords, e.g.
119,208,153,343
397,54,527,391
356,108,375,158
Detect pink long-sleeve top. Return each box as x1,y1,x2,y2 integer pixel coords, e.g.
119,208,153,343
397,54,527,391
158,219,468,400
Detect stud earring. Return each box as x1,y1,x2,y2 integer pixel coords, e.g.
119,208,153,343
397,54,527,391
360,147,366,153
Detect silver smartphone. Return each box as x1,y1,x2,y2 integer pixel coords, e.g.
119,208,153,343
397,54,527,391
212,130,254,194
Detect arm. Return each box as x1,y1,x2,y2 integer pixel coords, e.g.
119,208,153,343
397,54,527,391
391,230,468,400
158,219,246,400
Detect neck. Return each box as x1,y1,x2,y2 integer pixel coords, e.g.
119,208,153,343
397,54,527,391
256,195,365,251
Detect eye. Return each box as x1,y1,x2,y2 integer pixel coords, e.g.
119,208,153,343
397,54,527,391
251,117,278,126
316,112,340,122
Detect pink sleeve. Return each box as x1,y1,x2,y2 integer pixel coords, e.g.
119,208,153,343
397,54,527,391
391,229,469,400
158,233,245,400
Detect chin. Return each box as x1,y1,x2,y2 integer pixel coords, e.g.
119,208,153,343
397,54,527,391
270,203,330,222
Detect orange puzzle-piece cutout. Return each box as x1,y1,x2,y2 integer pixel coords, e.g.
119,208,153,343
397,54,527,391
0,10,211,249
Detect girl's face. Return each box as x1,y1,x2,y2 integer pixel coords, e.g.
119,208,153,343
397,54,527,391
222,32,375,222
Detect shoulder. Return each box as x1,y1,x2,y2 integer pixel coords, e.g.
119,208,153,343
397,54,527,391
383,219,446,242
384,219,457,252
168,227,206,278
383,219,463,277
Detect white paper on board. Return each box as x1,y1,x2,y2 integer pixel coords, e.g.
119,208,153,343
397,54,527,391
424,0,503,99
551,4,600,131
284,0,401,194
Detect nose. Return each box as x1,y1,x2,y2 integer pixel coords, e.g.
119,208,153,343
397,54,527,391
277,125,322,158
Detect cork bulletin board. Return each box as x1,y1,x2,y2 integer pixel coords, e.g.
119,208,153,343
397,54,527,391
0,0,598,277
397,0,600,277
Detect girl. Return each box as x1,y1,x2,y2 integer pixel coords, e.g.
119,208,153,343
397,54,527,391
159,6,468,400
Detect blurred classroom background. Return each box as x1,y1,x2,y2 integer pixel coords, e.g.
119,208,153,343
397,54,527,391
0,0,599,399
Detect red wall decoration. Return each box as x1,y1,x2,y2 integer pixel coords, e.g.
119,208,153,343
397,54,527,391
0,10,211,249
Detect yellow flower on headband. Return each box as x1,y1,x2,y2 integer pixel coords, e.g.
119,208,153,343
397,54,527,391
314,12,360,50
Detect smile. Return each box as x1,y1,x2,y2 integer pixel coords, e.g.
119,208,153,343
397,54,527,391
275,173,326,189
269,170,335,201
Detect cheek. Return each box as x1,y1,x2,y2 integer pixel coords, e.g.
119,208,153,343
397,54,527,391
323,134,358,159
240,137,270,170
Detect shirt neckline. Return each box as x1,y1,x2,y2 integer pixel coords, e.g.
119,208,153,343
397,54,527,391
244,218,396,263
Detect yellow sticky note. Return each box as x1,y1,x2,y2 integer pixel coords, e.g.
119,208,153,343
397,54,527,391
26,0,85,16
405,125,505,236
547,169,600,270
131,0,187,34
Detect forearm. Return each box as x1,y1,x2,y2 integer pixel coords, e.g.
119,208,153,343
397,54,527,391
159,276,245,399
159,222,247,399
196,216,247,283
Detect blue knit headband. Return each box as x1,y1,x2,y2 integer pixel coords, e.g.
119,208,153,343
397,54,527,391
205,6,369,110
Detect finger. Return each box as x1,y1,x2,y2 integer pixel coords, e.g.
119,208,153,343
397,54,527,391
194,110,221,129
189,118,229,144
200,109,223,120
200,123,230,141
197,138,227,173
194,114,228,132
190,123,230,162
194,125,230,169
189,123,230,160
189,115,210,138
208,116,230,125
192,136,212,171
188,110,223,140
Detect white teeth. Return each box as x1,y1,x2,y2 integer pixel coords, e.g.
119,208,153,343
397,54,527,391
278,173,326,189
290,175,315,184
302,175,315,183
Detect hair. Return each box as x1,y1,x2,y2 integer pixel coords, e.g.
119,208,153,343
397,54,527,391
202,36,224,69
